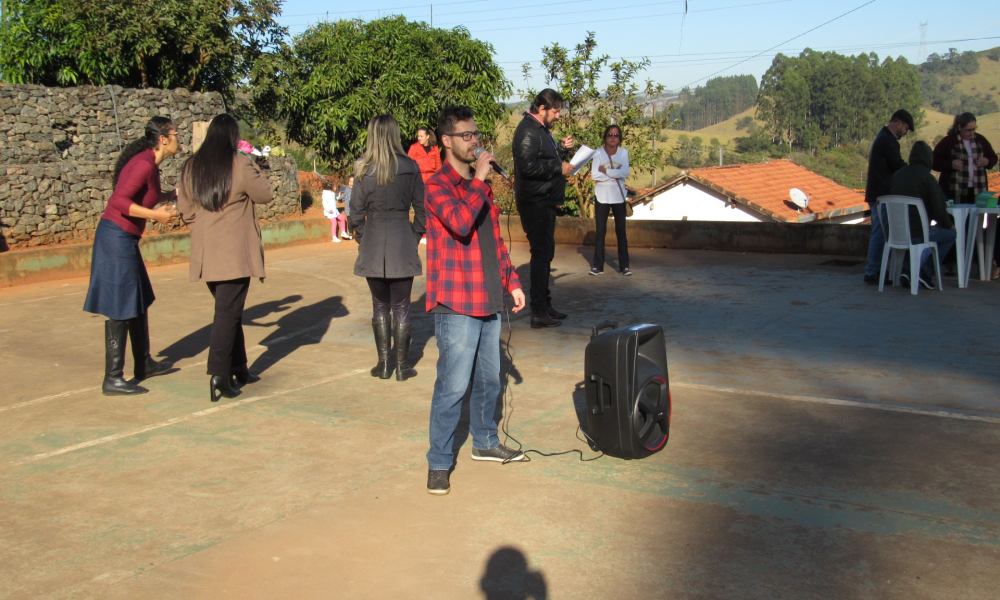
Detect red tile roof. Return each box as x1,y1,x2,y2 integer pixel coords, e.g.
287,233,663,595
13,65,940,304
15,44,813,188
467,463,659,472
632,159,867,223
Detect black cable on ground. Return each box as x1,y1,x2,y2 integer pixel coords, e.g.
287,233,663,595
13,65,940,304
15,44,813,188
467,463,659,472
495,202,605,464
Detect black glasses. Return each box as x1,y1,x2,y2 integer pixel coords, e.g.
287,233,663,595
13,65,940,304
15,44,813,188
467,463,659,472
443,130,483,141
606,133,621,138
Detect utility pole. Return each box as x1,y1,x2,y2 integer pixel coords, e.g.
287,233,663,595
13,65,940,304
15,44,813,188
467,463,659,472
719,147,723,166
431,4,433,27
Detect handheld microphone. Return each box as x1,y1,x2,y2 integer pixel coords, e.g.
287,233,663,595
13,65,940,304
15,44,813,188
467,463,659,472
473,147,512,182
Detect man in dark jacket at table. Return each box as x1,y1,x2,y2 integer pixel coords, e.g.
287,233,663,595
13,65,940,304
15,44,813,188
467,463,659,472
512,88,575,329
887,141,956,289
863,109,913,284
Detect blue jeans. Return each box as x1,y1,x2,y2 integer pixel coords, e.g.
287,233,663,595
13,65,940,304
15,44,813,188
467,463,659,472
913,227,957,279
427,312,502,470
865,202,888,276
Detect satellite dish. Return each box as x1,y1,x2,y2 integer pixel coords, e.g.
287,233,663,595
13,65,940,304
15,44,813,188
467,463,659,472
789,188,809,211
262,145,272,157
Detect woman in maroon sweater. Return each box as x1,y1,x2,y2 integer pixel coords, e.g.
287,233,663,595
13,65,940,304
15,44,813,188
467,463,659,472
83,116,180,395
932,112,998,204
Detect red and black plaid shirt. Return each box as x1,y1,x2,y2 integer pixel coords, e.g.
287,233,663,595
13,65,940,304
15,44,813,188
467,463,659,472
424,162,520,317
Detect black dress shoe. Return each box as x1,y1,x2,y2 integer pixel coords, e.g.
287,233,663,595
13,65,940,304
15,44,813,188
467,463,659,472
210,375,241,402
530,314,562,329
547,306,568,320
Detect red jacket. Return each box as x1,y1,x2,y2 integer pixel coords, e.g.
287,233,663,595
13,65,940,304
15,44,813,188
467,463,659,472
407,142,442,183
424,162,520,317
101,149,163,236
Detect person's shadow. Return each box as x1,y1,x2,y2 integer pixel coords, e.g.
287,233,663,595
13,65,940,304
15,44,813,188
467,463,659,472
156,295,302,366
248,295,348,374
480,546,548,600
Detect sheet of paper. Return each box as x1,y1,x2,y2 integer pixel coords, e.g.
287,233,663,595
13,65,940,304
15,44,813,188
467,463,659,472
569,145,597,175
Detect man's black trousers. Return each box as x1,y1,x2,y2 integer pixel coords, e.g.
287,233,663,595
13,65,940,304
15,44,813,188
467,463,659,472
519,203,557,315
206,277,250,377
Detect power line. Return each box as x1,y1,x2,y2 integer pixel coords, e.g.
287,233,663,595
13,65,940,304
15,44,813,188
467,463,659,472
281,0,489,18
436,0,686,26
472,0,791,33
499,36,1000,65
675,0,878,89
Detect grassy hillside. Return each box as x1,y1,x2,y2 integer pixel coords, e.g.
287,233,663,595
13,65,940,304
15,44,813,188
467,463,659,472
934,50,1000,105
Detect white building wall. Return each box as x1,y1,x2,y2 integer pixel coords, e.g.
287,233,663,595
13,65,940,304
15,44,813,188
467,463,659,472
629,182,763,222
629,181,867,224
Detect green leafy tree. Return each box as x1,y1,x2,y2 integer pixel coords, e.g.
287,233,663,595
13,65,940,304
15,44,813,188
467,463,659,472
673,75,758,131
520,32,672,217
0,0,285,101
245,16,510,170
757,49,922,150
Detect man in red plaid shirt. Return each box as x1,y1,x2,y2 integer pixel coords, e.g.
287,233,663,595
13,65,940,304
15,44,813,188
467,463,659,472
423,106,527,495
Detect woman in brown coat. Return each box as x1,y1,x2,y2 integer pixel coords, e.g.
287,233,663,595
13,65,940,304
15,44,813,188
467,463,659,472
177,114,274,401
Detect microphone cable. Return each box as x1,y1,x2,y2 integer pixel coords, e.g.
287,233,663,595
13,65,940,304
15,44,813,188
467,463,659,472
494,191,605,464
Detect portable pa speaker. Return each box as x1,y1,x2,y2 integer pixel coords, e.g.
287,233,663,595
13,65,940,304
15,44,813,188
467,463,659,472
584,321,671,459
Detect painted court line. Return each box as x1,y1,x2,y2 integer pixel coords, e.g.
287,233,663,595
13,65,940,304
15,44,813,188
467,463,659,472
674,382,1000,425
538,367,1000,425
0,328,320,414
6,369,367,468
0,388,101,414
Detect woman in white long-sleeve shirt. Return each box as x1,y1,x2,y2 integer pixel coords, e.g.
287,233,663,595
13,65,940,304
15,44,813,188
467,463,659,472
589,125,631,276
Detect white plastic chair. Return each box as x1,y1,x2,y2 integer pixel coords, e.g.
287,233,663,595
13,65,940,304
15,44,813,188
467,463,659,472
877,195,943,295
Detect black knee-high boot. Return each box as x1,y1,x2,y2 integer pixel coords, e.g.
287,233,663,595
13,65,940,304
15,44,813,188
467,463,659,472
394,322,416,381
129,313,172,381
371,315,393,379
103,320,148,396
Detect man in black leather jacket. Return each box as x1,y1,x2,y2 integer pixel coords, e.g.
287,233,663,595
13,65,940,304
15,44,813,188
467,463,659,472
512,89,575,329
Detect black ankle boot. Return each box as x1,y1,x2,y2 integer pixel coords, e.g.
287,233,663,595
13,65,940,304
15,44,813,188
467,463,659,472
103,320,148,396
129,313,172,381
233,364,260,387
394,322,417,381
370,315,393,379
210,374,240,402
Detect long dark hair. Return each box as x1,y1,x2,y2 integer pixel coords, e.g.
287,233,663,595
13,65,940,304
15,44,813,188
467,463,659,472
182,114,240,212
949,112,977,137
416,127,438,147
113,116,174,186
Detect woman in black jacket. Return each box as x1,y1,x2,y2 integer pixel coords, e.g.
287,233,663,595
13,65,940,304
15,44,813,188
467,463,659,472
350,114,426,381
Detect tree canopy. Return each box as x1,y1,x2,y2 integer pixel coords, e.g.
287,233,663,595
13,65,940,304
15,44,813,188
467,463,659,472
757,49,922,150
246,16,510,170
673,75,758,131
0,0,285,102
520,32,670,217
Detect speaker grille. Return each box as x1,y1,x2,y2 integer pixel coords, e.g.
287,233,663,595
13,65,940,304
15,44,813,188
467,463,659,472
632,376,669,451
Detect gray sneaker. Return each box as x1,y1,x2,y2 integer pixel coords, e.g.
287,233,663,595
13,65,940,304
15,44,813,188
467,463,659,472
427,469,450,495
471,444,525,462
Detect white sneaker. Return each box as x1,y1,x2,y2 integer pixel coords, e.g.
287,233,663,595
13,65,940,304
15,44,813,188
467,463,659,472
340,231,350,239
332,237,342,243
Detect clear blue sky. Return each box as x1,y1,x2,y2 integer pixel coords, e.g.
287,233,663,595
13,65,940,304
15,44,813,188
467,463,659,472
275,0,1000,94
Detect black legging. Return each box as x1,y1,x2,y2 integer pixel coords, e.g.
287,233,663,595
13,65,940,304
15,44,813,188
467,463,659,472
593,202,629,271
367,277,413,323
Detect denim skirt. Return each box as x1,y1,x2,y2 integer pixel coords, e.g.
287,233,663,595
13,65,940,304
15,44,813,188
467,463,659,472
83,219,155,320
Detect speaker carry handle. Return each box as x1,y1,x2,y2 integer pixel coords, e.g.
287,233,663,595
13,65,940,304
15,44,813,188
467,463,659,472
591,320,619,340
589,374,608,414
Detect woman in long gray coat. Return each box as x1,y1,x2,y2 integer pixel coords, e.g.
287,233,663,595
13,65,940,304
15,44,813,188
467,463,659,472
177,114,274,401
350,114,426,381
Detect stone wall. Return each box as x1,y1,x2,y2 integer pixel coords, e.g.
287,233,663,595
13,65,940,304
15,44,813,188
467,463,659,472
0,84,299,251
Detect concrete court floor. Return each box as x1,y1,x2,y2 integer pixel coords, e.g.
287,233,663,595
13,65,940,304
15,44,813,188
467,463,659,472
2,237,1000,600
